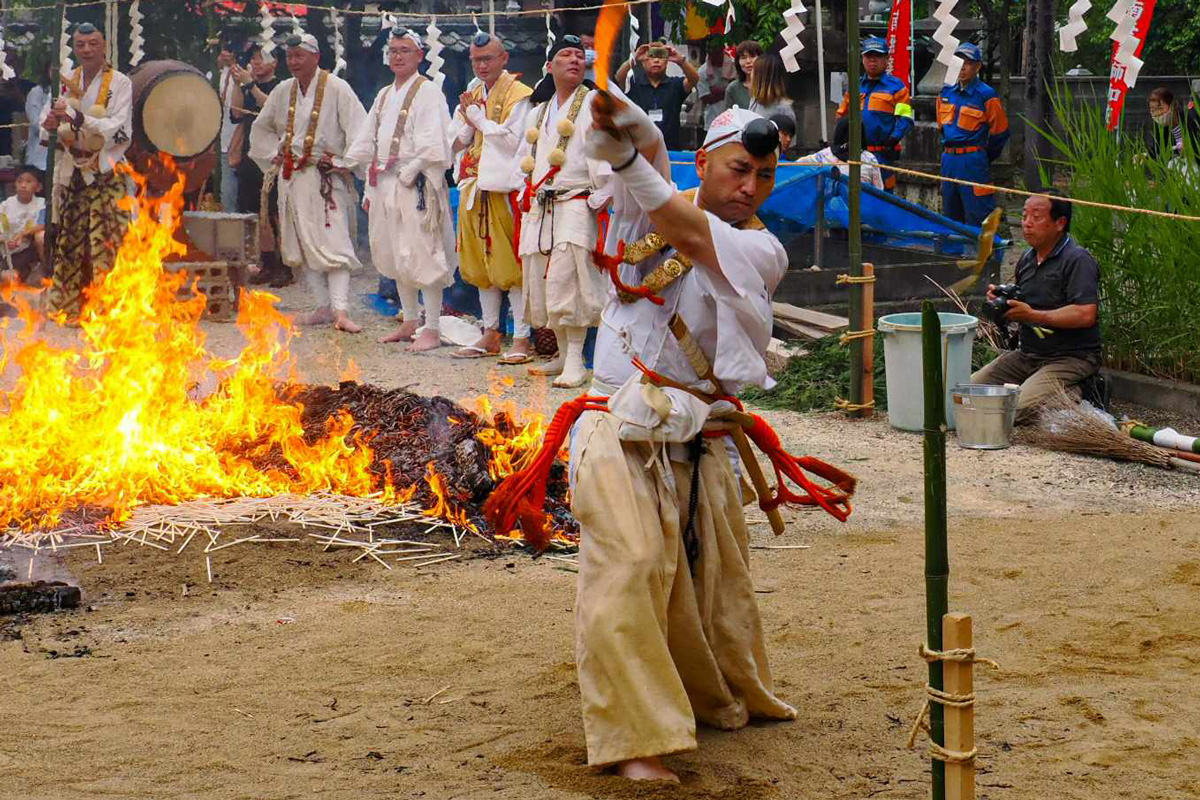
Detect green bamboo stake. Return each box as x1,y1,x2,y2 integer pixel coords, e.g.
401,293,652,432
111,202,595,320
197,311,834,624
922,300,948,800
846,0,864,413
207,0,221,204
43,0,66,278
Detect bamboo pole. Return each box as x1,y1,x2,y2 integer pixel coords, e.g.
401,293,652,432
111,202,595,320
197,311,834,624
206,0,221,204
922,300,949,800
943,613,975,800
846,0,864,411
860,261,875,417
43,0,66,278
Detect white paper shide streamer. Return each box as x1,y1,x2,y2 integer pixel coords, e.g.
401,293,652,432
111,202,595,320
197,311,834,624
725,0,736,34
105,0,119,67
780,0,806,73
59,9,74,77
331,9,346,76
425,17,445,89
258,3,276,60
543,11,554,76
628,7,639,56
1106,0,1144,88
381,11,397,65
129,0,145,67
932,0,962,85
1059,0,1092,53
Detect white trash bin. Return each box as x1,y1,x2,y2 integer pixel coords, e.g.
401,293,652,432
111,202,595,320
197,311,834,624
878,312,978,432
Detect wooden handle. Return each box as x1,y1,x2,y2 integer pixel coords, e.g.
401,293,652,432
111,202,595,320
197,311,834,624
729,425,787,536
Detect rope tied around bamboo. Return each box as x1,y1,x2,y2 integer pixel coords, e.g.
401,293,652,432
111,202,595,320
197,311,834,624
835,274,877,285
834,398,875,412
838,328,875,347
906,643,1000,764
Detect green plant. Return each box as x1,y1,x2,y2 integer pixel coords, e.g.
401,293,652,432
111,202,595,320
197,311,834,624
1029,84,1200,384
741,335,888,412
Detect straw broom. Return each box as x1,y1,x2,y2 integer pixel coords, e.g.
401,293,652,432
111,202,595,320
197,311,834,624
1023,387,1174,468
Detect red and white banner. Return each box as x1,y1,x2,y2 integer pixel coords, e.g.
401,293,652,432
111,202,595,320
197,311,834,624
886,0,912,91
1105,0,1156,131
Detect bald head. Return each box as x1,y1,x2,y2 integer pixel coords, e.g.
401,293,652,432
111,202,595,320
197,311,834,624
469,36,509,88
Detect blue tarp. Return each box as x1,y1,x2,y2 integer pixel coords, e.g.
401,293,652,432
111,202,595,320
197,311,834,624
666,150,1002,257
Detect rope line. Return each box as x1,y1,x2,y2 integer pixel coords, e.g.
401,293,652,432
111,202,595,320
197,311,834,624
905,643,1001,765
13,0,666,19
835,273,877,285
833,398,875,412
838,328,875,346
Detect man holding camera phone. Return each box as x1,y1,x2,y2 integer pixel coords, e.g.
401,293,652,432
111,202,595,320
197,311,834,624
614,41,698,150
970,189,1102,421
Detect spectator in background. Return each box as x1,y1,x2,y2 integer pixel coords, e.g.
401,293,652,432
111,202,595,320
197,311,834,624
748,51,794,124
229,43,289,287
836,36,914,192
1147,87,1200,164
769,113,795,158
796,117,884,190
696,40,736,127
581,33,598,83
217,44,239,212
0,165,47,286
24,64,51,170
615,42,698,150
724,40,761,112
0,46,32,158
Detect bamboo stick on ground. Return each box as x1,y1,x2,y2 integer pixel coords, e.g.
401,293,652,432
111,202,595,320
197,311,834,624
923,302,949,800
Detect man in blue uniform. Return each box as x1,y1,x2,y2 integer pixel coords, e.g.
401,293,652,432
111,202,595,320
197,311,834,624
837,36,914,193
936,43,1009,227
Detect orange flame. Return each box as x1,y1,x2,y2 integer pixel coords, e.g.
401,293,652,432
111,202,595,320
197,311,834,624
0,166,378,530
593,0,629,92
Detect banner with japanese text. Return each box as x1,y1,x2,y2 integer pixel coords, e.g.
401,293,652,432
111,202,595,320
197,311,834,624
1105,0,1157,130
886,0,911,91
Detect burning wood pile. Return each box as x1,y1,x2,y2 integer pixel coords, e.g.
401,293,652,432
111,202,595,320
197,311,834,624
0,165,574,579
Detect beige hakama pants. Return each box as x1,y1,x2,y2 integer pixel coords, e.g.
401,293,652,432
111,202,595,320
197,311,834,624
520,242,607,330
570,412,797,767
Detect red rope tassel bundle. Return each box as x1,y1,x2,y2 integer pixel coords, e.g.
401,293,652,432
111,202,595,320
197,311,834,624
592,241,666,306
741,413,857,521
482,395,608,551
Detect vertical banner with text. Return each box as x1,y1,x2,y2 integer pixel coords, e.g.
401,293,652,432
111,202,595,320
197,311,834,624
1105,0,1156,130
886,0,912,91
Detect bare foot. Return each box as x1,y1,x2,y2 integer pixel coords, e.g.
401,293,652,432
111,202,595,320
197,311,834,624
381,318,420,343
406,327,442,353
477,328,502,353
528,355,564,377
616,757,679,783
297,307,335,326
507,337,532,357
334,312,361,334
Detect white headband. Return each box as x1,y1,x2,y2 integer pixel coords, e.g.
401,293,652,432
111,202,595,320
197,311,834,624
390,28,425,49
289,32,320,55
702,107,767,153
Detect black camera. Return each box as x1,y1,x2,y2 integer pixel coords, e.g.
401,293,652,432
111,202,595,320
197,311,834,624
982,283,1022,326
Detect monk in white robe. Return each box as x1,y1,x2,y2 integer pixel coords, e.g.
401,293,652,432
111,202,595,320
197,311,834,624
573,106,817,781
250,33,366,333
512,38,611,388
448,33,533,363
347,28,455,352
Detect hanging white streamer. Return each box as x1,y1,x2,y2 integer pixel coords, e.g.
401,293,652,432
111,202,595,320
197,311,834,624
381,11,397,65
628,7,639,56
780,0,806,73
0,27,15,82
932,0,962,85
543,11,554,76
129,0,145,67
258,3,276,60
59,9,74,78
331,9,346,76
1106,0,1144,87
725,0,736,33
1059,0,1092,53
105,0,118,67
426,16,445,89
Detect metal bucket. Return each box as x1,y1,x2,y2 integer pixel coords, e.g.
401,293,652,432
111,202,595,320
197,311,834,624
952,384,1020,449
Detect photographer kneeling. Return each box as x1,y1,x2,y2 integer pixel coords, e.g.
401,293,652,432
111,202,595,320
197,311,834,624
970,190,1102,422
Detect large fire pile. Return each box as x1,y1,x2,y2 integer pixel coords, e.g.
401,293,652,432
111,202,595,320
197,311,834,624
0,167,572,545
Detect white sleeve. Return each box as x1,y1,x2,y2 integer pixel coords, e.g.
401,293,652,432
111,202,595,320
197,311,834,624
331,81,368,171
344,89,382,173
407,84,452,173
249,83,288,174
80,73,132,147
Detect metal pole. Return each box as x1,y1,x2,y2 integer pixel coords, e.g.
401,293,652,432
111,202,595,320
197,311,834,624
488,0,495,36
44,0,66,279
815,0,828,142
846,0,865,413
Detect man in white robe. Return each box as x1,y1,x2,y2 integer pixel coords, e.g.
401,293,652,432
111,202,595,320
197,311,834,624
346,28,455,352
250,33,366,333
447,33,533,363
572,105,809,781
513,37,612,388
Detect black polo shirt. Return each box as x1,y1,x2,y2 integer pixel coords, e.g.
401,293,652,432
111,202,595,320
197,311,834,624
626,74,688,150
1014,234,1102,356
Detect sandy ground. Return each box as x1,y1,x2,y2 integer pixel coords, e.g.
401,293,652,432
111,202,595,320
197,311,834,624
3,273,1200,799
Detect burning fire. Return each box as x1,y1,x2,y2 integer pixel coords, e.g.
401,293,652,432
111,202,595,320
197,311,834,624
0,166,564,544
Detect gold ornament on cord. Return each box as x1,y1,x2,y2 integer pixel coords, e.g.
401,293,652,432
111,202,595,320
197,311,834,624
547,148,566,167
57,123,75,144
556,118,575,137
88,104,107,118
520,155,536,174
525,127,540,144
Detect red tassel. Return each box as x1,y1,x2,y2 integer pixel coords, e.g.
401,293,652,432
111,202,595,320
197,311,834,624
741,413,857,522
482,395,609,551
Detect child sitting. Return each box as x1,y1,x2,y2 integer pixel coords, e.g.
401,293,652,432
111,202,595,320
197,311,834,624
0,165,48,286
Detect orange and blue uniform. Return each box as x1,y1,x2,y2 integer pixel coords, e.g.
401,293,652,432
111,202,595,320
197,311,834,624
936,77,1009,227
836,73,914,192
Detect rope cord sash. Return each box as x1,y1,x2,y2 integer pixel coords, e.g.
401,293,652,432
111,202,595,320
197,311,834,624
368,75,427,187
281,70,328,181
906,644,1000,764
